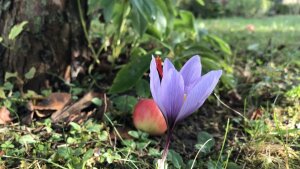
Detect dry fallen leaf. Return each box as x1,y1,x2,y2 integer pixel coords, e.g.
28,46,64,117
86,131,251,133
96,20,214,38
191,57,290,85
31,92,72,111
0,106,12,124
51,92,103,123
250,109,263,120
22,92,72,124
28,92,72,118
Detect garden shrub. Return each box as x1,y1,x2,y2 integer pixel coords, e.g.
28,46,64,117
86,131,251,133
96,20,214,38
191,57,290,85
225,0,273,17
272,3,300,14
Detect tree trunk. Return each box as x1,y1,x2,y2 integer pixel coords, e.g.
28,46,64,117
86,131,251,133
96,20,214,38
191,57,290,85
0,0,86,92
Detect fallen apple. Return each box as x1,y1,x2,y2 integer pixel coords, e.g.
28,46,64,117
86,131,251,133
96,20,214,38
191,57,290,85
133,99,167,135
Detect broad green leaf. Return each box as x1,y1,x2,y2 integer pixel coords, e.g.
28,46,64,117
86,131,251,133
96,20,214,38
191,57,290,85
1,141,14,149
174,10,196,32
83,149,94,161
57,147,72,159
24,67,36,79
195,131,215,154
201,57,221,70
128,130,139,139
19,135,37,145
167,149,185,169
221,74,236,89
130,0,157,22
148,148,161,157
23,90,40,99
91,98,102,106
152,5,167,36
8,21,28,40
66,137,77,144
99,131,108,141
112,95,137,113
5,72,18,81
109,53,152,94
122,139,136,149
206,35,232,55
0,37,3,43
86,123,103,133
99,0,117,22
135,79,150,98
196,0,205,6
130,5,148,36
87,0,102,15
227,162,242,169
3,82,13,91
146,24,162,40
0,88,6,98
69,122,82,131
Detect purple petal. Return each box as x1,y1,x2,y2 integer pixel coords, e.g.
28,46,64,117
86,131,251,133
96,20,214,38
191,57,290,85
180,55,202,94
163,58,175,74
175,70,222,123
149,57,165,114
159,68,184,127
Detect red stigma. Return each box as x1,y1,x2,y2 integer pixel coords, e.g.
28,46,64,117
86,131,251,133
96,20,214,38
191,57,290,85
155,56,163,78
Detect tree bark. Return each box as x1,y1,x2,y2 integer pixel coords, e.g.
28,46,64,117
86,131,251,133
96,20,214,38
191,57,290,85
0,0,86,92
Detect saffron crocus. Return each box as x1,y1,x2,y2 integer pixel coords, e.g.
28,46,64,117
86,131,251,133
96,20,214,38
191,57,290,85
149,55,222,165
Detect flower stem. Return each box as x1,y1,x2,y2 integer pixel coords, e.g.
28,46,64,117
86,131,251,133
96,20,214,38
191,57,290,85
161,129,173,164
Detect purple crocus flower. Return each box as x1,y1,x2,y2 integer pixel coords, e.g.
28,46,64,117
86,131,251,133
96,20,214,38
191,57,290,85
149,55,222,164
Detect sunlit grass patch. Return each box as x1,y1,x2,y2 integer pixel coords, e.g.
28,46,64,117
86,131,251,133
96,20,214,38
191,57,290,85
201,15,300,47
243,142,299,169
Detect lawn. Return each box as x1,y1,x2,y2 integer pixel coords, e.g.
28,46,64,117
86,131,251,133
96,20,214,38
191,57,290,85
201,15,300,168
202,15,300,46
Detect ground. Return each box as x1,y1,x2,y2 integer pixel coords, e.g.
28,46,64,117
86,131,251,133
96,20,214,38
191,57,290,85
0,15,300,169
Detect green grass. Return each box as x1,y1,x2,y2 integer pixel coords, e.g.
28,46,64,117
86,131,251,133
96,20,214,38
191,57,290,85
201,15,300,46
202,15,300,169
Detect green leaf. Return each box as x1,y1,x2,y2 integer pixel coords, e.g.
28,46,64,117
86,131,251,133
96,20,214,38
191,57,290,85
83,149,94,161
87,0,102,15
24,67,36,79
206,35,232,55
174,10,196,32
167,149,185,169
207,160,223,169
69,122,82,131
227,162,242,169
91,98,102,106
99,131,109,141
146,24,162,40
67,137,77,144
112,95,138,113
130,0,157,22
135,79,150,98
3,82,14,91
1,141,14,149
19,134,37,145
196,0,205,5
0,88,6,99
109,53,152,94
195,131,215,154
148,148,161,157
221,74,236,89
57,147,72,159
0,37,3,43
128,130,139,139
86,123,103,133
130,5,148,36
5,72,18,81
8,21,28,40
